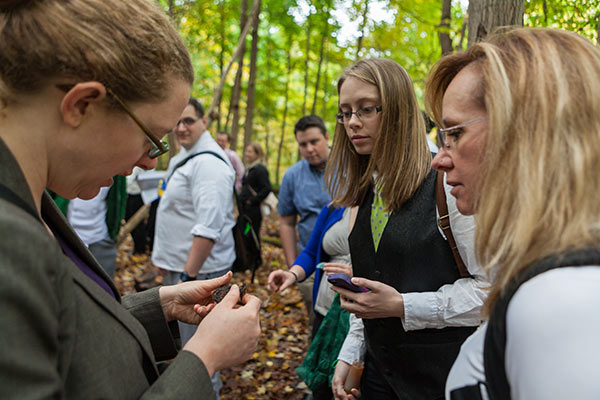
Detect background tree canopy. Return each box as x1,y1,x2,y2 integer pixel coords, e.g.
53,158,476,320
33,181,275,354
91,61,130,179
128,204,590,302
157,0,600,184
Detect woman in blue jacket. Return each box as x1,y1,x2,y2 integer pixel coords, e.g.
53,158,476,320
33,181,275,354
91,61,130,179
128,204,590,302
269,204,353,400
269,204,352,334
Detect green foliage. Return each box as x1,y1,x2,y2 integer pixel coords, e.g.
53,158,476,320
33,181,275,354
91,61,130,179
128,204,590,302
525,0,600,41
157,0,598,183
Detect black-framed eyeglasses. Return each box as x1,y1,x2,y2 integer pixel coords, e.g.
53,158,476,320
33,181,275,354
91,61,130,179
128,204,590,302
56,84,169,159
175,117,198,128
104,87,169,159
336,105,382,124
437,116,487,149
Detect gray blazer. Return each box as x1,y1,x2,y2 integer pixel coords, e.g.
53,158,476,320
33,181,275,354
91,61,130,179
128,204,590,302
0,138,215,399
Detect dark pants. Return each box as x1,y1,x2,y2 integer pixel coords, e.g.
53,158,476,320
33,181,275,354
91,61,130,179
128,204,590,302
360,355,399,400
359,357,445,400
125,194,147,254
312,385,333,400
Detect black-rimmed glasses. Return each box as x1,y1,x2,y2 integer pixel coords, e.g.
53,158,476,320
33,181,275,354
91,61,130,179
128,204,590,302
175,117,198,128
56,84,169,159
437,116,487,149
336,105,382,124
104,87,169,159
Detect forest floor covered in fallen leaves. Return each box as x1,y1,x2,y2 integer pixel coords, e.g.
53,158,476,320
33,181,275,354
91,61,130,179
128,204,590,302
114,213,313,399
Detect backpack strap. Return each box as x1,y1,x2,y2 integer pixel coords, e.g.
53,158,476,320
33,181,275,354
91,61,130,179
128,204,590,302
484,248,600,400
168,150,228,182
168,150,242,211
435,170,470,278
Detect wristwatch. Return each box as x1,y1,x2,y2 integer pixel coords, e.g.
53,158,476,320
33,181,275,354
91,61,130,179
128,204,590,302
180,272,197,282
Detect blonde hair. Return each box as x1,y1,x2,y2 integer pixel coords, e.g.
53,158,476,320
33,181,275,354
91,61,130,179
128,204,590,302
0,0,193,104
325,58,430,211
247,141,265,162
425,27,600,313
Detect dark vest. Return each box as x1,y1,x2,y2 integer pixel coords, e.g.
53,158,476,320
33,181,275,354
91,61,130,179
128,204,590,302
350,169,476,400
484,248,600,400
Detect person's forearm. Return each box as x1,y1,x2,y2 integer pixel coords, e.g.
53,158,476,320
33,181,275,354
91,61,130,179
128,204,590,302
401,276,487,330
280,224,297,267
289,265,307,282
337,315,366,364
183,236,215,277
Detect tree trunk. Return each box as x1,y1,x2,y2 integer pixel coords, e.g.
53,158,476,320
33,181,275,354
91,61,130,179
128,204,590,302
597,12,600,45
356,0,370,59
216,0,226,132
264,40,273,163
166,0,191,28
302,16,312,116
206,0,259,131
264,123,270,163
467,0,524,47
320,41,330,118
168,0,174,18
228,0,249,151
311,24,328,115
457,20,467,52
438,0,453,55
276,41,293,184
243,0,261,150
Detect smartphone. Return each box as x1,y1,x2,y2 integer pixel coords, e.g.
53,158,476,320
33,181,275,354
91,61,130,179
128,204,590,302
327,273,369,293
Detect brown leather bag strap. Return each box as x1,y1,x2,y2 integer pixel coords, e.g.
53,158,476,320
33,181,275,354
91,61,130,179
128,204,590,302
435,171,471,278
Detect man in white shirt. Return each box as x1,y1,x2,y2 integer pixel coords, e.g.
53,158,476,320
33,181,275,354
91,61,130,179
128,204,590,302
152,98,235,399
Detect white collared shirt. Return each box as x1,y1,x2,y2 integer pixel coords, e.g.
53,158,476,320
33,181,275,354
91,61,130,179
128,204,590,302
152,131,236,274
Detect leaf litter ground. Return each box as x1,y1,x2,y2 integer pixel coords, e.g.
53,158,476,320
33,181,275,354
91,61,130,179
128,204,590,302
115,213,312,399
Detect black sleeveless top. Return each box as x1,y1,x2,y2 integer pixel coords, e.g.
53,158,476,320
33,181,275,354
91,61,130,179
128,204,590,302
484,248,600,400
350,169,476,399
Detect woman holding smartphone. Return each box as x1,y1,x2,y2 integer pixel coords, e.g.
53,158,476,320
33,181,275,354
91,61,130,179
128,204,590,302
326,58,489,400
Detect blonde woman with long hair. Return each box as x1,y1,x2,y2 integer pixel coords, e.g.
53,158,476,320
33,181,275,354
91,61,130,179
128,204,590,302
326,58,489,400
428,27,600,399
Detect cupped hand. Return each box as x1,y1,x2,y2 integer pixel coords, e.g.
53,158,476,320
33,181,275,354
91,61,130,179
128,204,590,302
323,262,353,277
332,360,362,400
184,285,262,376
267,269,295,292
331,277,405,319
158,271,233,324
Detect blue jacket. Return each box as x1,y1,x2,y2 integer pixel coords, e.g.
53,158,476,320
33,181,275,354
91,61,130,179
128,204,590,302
293,205,345,308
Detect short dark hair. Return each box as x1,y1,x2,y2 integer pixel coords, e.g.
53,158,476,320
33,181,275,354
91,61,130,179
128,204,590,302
294,115,327,136
217,131,231,141
188,97,205,118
